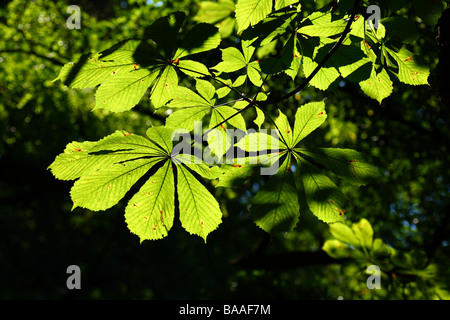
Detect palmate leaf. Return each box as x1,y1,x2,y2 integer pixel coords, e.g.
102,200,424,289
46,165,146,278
235,101,347,229
54,12,220,112
166,80,247,134
49,125,224,242
213,42,263,86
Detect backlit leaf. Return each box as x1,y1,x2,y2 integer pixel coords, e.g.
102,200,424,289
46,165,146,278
251,154,300,233
125,161,175,242
176,164,223,242
235,0,272,33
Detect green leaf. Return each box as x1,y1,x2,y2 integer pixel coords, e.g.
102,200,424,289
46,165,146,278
274,109,292,149
175,155,224,180
177,59,210,78
352,218,374,249
167,86,212,109
213,47,248,73
235,131,281,152
149,66,179,108
213,42,263,86
210,105,247,132
176,164,223,242
292,101,327,147
274,0,297,10
195,79,216,103
56,129,170,212
241,10,296,47
48,131,164,181
194,0,236,24
204,128,231,161
301,39,340,91
54,39,162,89
328,222,361,248
247,61,263,86
125,161,175,242
166,107,211,132
194,0,236,37
296,147,380,186
94,68,158,112
91,130,166,156
145,11,186,57
251,154,300,233
298,11,347,38
174,23,221,59
254,106,265,129
327,219,375,252
70,157,163,211
48,140,102,181
54,54,132,89
322,239,352,259
296,158,347,223
235,0,272,33
386,47,430,86
359,66,393,103
325,43,372,82
145,126,175,155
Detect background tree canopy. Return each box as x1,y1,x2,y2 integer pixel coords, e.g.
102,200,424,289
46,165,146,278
0,0,449,300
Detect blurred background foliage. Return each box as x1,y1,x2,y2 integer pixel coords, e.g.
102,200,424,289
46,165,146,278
0,0,449,299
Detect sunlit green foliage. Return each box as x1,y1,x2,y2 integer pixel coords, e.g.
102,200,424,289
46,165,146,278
1,0,449,300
